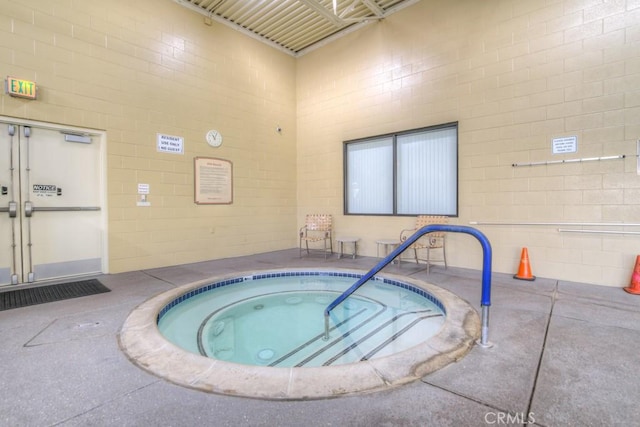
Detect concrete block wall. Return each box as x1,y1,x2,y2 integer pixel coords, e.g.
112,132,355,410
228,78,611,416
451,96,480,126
0,0,298,273
1,0,638,287
296,0,640,286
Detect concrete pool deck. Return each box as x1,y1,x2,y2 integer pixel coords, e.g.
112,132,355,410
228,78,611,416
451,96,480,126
2,248,640,426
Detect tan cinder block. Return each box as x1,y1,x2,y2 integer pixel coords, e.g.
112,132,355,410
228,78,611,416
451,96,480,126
1,0,638,287
1,0,298,271
583,189,624,205
296,1,637,286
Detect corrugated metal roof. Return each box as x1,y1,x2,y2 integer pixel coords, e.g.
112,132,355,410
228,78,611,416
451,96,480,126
174,0,421,56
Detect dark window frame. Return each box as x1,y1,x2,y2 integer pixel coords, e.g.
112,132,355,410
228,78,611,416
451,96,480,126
343,122,459,217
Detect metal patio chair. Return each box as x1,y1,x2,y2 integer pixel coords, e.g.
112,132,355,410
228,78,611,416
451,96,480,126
299,214,333,259
400,215,448,273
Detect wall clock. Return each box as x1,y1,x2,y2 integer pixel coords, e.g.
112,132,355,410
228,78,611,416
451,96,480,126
206,129,223,147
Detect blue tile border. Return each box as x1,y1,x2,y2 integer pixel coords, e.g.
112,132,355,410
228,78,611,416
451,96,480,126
157,271,445,322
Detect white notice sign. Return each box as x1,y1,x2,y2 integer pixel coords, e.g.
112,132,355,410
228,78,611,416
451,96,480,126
552,136,577,154
138,183,149,194
157,133,184,154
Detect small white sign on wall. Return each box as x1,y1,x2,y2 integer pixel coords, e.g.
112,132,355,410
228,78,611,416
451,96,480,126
157,133,184,154
137,183,150,206
552,136,577,154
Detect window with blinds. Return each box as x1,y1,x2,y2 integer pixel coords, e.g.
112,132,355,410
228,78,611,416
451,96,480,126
344,123,458,216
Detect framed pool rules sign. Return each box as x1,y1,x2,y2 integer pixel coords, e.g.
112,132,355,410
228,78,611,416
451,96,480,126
194,157,233,204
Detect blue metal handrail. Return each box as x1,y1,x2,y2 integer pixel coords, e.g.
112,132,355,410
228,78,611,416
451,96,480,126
324,224,494,347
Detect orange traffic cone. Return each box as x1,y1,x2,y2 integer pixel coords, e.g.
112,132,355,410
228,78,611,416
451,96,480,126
514,247,535,281
624,255,640,295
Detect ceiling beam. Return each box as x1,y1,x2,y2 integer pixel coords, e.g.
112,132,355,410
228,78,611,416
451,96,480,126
297,0,345,27
360,0,384,17
296,19,372,57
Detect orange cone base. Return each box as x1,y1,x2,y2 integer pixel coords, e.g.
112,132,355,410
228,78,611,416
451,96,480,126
514,274,536,281
624,257,640,294
624,286,640,295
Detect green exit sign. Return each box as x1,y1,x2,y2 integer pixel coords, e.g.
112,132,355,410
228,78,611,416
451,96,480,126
6,76,37,99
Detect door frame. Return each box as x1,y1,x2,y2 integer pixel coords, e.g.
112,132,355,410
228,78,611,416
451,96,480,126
0,115,109,281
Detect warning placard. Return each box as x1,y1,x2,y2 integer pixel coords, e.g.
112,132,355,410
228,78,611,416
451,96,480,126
33,184,57,197
157,133,184,154
552,136,577,154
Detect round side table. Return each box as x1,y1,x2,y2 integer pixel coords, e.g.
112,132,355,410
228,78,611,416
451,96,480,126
376,238,401,265
336,236,359,259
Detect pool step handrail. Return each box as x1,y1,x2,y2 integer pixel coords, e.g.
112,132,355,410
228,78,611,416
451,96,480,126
324,224,493,348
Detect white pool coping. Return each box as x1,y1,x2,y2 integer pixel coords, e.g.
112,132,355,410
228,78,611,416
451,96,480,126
118,268,480,400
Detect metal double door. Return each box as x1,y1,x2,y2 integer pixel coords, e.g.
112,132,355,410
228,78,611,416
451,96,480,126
0,122,105,286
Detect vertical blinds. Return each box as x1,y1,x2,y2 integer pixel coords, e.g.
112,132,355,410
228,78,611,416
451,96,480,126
345,124,457,215
346,137,393,214
397,127,457,215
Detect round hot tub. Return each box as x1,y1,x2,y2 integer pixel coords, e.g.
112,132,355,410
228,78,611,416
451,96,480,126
118,268,479,400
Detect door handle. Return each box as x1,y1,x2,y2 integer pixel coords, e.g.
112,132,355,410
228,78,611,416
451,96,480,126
8,203,101,217
1,202,17,217
32,206,101,212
